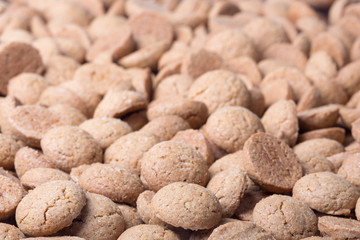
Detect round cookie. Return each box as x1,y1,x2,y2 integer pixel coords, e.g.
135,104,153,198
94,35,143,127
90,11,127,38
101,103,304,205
333,153,360,185
0,223,25,239
20,167,70,189
208,221,276,240
242,132,303,193
15,180,86,236
0,133,20,170
171,129,214,166
41,126,103,173
104,131,160,175
79,118,132,149
69,164,91,184
49,104,87,126
208,150,247,178
318,216,360,240
140,115,190,141
293,172,360,216
78,164,144,204
26,237,85,240
203,106,264,153
188,70,250,114
252,195,318,240
0,175,24,221
295,151,335,175
136,190,166,226
151,182,222,231
118,224,180,240
14,146,54,178
62,192,125,240
140,141,209,191
122,110,148,131
146,97,208,128
117,204,143,229
206,170,247,217
294,138,344,158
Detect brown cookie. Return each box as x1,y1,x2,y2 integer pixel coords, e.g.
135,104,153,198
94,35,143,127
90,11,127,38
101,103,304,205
147,97,208,128
44,55,79,86
171,129,214,166
260,76,296,107
140,115,190,141
26,237,84,240
318,216,360,240
297,127,346,144
261,100,299,146
41,126,103,173
122,110,148,131
69,164,91,184
207,170,247,217
104,131,160,175
117,204,143,229
293,172,360,215
151,182,222,230
15,180,86,236
79,118,132,149
294,138,344,159
297,86,323,112
136,190,166,226
188,70,251,114
337,60,360,97
0,174,23,221
242,132,302,193
153,74,193,100
295,151,335,175
0,134,19,170
337,156,360,186
203,106,264,153
140,141,209,191
253,195,318,240
14,146,53,178
48,104,87,127
20,167,70,189
62,192,125,240
78,164,144,204
298,105,339,131
0,41,44,95
118,224,180,240
208,150,247,178
0,223,25,239
126,67,152,101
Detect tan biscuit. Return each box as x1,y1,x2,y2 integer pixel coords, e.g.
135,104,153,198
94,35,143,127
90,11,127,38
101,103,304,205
78,164,144,204
49,104,87,126
261,100,298,146
14,147,53,178
79,118,132,149
298,105,339,131
0,175,23,221
129,11,173,48
203,106,264,153
69,164,91,184
171,129,214,166
0,134,19,170
260,77,295,107
224,56,262,87
205,29,257,60
88,15,127,40
48,22,91,49
181,48,223,79
126,67,152,101
253,194,317,240
0,42,44,95
20,168,70,189
352,118,360,142
140,115,190,141
32,37,60,66
295,149,335,175
297,87,323,112
234,189,270,222
140,141,209,191
327,151,360,172
293,172,360,215
105,131,159,175
62,192,125,240
15,180,86,236
207,170,247,217
41,126,103,173
296,16,327,42
208,150,247,178
294,138,344,158
0,223,24,239
0,96,20,135
122,110,148,131
26,237,84,240
298,127,345,144
7,73,47,105
53,38,85,63
242,132,302,193
44,55,79,86
6,105,64,148
293,33,311,56
153,74,193,100
248,87,266,117
338,156,360,186
318,216,360,240
118,224,180,240
147,97,208,128
156,59,182,85
117,204,143,229
94,90,147,119
208,221,276,240
305,51,337,81
258,59,291,76
151,182,222,230
188,70,250,114
136,190,166,226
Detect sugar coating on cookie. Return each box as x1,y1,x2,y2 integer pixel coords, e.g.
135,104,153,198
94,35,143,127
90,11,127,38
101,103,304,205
118,224,180,240
0,174,24,221
20,167,70,189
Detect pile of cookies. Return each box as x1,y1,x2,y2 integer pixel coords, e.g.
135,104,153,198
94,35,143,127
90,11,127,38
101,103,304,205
1,0,360,239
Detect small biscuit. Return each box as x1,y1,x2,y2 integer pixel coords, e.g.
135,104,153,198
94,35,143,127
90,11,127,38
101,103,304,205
69,164,91,184
117,204,143,229
242,132,302,193
298,105,339,131
105,131,160,175
41,126,103,173
297,127,346,144
338,156,360,186
0,223,24,239
295,151,335,175
122,110,148,131
294,138,344,159
49,104,87,126
203,106,264,153
318,216,360,240
62,192,125,240
0,134,19,170
79,118,132,149
44,55,79,86
253,194,318,240
208,150,247,178
15,180,86,236
118,224,180,240
153,74,193,100
140,141,209,191
0,175,24,221
78,164,144,204
20,167,70,189
136,190,166,226
293,172,360,215
26,237,84,240
151,182,222,230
